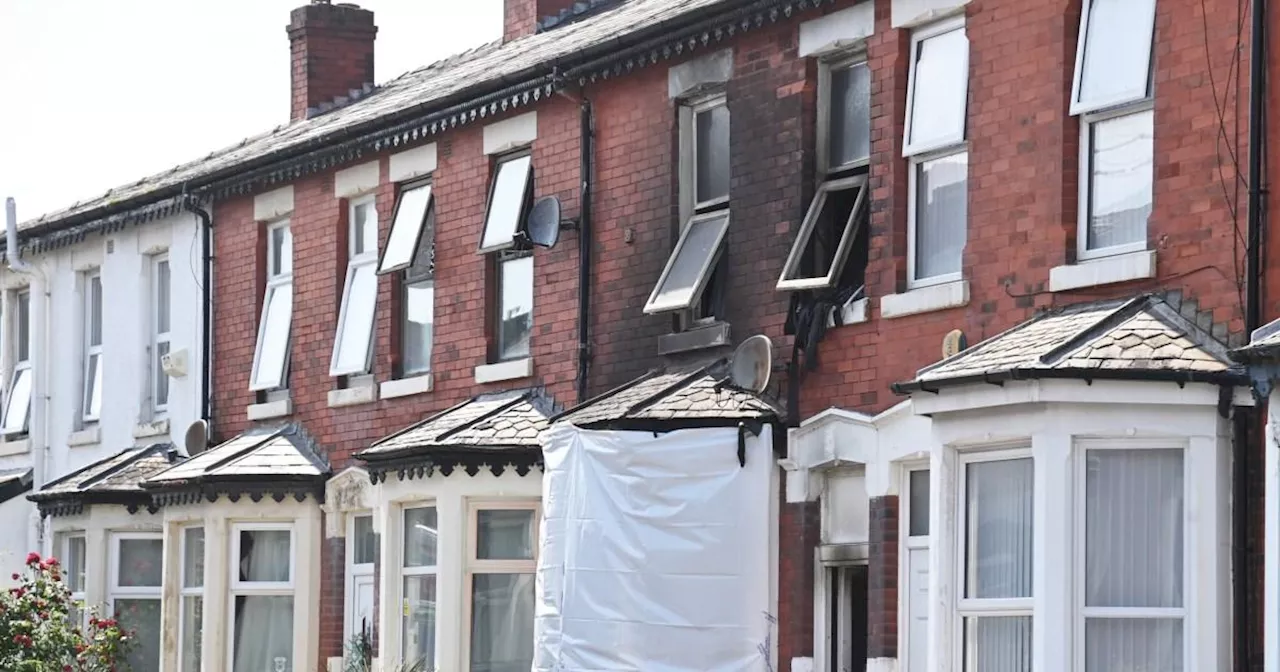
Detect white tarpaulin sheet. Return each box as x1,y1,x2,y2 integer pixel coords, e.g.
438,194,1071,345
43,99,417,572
534,423,774,672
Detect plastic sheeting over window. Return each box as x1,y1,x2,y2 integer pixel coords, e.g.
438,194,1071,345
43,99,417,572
534,424,774,672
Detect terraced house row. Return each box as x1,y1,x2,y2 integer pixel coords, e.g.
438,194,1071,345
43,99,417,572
2,0,1279,669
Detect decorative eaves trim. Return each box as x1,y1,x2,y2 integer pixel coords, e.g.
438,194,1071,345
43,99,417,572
365,451,543,484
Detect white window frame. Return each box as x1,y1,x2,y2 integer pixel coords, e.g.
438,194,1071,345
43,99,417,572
250,220,293,392
1075,102,1154,262
3,289,32,436
59,532,87,629
1072,439,1188,671
228,523,297,667
150,255,171,415
379,182,434,275
477,154,534,254
344,513,377,643
643,210,732,314
902,18,969,158
462,500,540,672
817,54,871,176
400,504,439,669
108,532,163,672
331,196,380,377
906,146,969,288
689,95,731,212
81,270,103,423
1068,0,1158,116
178,526,204,672
954,448,1033,670
776,174,870,290
900,465,931,672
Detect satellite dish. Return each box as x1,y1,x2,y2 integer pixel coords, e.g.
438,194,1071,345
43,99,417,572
941,329,967,359
526,196,562,248
730,335,773,393
184,419,209,456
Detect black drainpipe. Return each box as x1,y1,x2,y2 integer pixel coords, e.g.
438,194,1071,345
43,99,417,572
182,195,214,427
575,98,595,403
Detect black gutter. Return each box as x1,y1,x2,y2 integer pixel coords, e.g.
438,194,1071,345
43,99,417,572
891,366,1249,395
182,196,214,428
576,98,595,403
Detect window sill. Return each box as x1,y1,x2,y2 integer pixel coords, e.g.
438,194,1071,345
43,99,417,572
0,438,30,458
327,382,378,408
379,374,433,400
657,321,732,356
475,357,534,384
880,280,969,319
132,418,169,440
825,297,869,329
247,398,292,421
67,426,101,448
1049,250,1156,292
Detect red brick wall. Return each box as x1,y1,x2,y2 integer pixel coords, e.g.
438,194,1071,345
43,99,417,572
288,3,377,121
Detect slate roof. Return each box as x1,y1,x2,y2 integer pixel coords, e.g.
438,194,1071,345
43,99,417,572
553,360,782,429
144,424,328,490
28,444,183,517
0,467,33,505
894,295,1246,394
358,390,553,482
21,0,749,239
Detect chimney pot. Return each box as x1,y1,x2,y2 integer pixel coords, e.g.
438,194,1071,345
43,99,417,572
288,2,378,121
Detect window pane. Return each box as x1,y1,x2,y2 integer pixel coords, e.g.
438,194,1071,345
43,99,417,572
253,283,293,390
695,104,730,204
353,201,378,256
964,458,1033,599
1087,110,1153,252
180,595,203,672
403,281,434,375
1078,0,1156,107
17,291,29,362
796,183,862,281
829,62,871,168
403,575,437,667
183,527,205,589
498,256,533,361
649,212,730,311
353,515,377,565
1086,448,1183,608
470,573,535,672
271,225,293,277
87,275,102,346
117,538,163,587
909,469,930,537
155,341,170,409
964,616,1031,672
1085,618,1182,672
115,598,162,672
404,507,438,567
232,595,294,672
84,352,102,419
477,510,535,560
382,185,433,273
908,27,968,149
915,151,968,280
481,155,533,250
238,530,291,583
156,259,171,334
3,368,31,434
334,263,377,373
66,536,86,594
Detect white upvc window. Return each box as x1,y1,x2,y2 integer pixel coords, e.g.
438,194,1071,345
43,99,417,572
230,524,296,672
331,197,379,376
380,181,436,377
956,452,1033,671
904,18,969,288
80,271,103,423
3,289,32,435
251,221,293,391
902,467,931,672
109,533,163,672
646,94,731,316
1076,442,1185,670
179,526,205,672
57,532,87,628
464,502,538,672
150,255,171,415
345,514,377,644
1071,0,1157,260
401,505,438,669
496,253,533,362
478,154,534,253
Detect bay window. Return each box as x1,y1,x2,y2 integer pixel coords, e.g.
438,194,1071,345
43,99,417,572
251,221,293,391
82,271,102,422
3,289,31,436
230,525,295,672
180,527,204,672
110,533,163,672
332,197,379,377
151,255,171,414
58,532,86,627
957,454,1032,671
466,504,538,672
402,506,438,668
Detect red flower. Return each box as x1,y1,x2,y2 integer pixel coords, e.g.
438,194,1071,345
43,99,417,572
8,573,16,581
24,552,39,566
45,557,58,568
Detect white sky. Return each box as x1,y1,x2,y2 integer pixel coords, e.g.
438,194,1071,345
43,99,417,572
0,0,502,220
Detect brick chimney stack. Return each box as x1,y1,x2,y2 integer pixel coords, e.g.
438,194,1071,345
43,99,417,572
288,1,378,121
504,0,579,42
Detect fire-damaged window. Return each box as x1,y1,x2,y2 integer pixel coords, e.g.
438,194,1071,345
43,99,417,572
646,94,730,319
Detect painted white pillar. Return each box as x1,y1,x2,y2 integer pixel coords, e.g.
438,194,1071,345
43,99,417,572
927,446,956,672
1188,433,1231,672
203,515,228,672
84,525,108,614
1031,432,1072,672
295,506,322,672
377,497,403,668
436,493,465,672
1266,399,1279,672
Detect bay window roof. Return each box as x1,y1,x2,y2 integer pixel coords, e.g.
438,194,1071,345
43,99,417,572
29,444,183,517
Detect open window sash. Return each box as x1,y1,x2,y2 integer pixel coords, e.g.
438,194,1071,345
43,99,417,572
643,210,731,314
379,183,434,275
1069,0,1157,116
477,155,534,254
776,174,869,291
